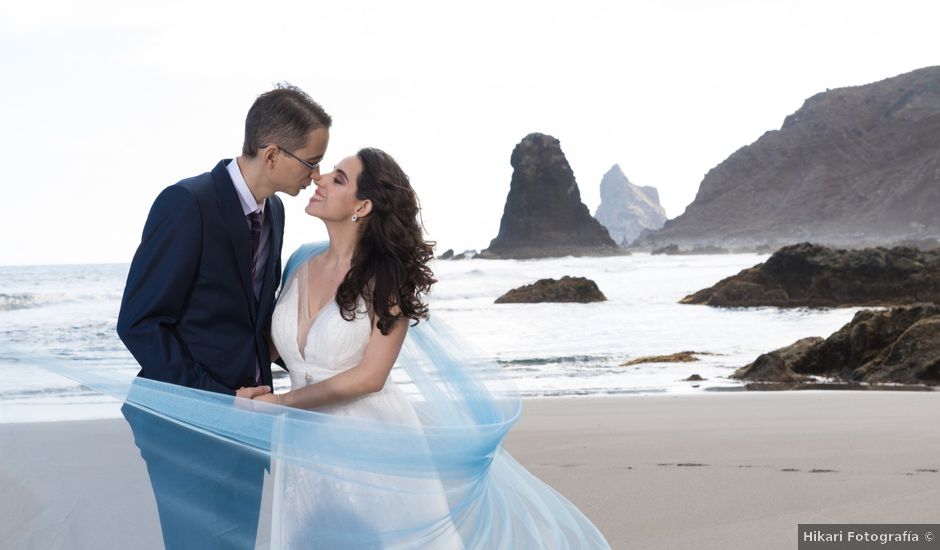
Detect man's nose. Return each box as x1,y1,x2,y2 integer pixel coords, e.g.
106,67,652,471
311,167,322,182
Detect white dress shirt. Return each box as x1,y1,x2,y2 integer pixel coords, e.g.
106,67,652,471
227,159,270,301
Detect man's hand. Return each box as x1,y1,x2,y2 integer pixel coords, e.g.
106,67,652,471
236,386,271,399
253,393,279,405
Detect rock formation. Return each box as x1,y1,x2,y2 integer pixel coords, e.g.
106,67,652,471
681,243,940,308
437,249,478,260
620,351,703,366
480,133,622,259
651,244,730,255
732,305,940,386
731,337,823,383
634,66,940,249
495,276,606,303
593,164,666,246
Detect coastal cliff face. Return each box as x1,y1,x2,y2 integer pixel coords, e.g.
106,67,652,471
593,165,666,247
634,66,940,249
480,133,621,259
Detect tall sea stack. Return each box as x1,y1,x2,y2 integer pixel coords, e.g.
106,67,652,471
594,164,667,246
480,133,621,259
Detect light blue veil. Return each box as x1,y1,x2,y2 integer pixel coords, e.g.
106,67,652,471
18,242,610,549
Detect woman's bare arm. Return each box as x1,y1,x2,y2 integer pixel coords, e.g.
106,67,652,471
269,313,408,409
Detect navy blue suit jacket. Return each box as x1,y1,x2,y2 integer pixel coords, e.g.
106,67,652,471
117,160,284,394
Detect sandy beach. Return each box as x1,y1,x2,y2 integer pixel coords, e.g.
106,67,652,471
2,391,939,549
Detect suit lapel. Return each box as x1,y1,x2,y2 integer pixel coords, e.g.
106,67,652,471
211,161,257,320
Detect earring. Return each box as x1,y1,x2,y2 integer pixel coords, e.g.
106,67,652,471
351,214,358,222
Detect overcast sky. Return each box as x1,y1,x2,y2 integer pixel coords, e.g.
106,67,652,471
1,0,937,265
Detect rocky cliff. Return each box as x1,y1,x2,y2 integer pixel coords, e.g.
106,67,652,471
480,133,622,259
593,164,666,246
634,66,940,249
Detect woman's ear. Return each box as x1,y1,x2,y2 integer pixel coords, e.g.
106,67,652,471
356,199,373,219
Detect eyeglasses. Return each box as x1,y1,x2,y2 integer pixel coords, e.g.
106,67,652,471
262,144,321,171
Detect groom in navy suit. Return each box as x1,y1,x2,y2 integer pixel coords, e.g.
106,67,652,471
117,83,331,549
118,84,330,396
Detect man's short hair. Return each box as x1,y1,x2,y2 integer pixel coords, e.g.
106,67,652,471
242,83,332,157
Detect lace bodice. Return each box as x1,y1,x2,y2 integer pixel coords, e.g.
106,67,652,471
271,258,372,390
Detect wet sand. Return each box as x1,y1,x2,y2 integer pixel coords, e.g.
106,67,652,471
2,391,939,549
505,391,940,549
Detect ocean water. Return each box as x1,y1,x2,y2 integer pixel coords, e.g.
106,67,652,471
0,253,862,423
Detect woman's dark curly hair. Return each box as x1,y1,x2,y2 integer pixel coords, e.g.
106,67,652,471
335,148,437,335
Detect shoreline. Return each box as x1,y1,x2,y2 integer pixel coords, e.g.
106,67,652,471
3,391,939,549
2,382,938,426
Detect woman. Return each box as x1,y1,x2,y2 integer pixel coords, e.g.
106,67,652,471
256,147,435,413
255,148,609,549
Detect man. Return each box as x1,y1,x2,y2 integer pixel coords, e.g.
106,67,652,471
118,83,330,396
117,83,331,549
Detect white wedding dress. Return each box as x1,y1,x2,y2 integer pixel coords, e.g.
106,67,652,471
268,258,464,549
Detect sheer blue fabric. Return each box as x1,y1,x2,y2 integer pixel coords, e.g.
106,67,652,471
16,242,610,549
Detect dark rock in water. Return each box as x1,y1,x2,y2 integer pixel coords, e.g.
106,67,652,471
732,337,823,382
735,304,940,386
438,249,479,260
652,244,680,256
652,244,729,255
495,276,606,303
621,351,702,366
633,66,940,250
681,243,940,307
593,164,666,247
854,314,940,383
684,374,706,381
480,133,622,259
690,246,731,255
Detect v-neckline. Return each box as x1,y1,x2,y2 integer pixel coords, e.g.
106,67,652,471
296,258,337,361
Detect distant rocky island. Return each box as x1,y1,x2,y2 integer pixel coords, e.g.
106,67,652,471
593,164,666,247
682,243,940,308
633,66,940,250
479,133,623,259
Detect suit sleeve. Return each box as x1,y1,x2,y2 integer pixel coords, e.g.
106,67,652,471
117,185,234,394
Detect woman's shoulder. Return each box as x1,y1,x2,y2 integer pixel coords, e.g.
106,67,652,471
281,242,329,288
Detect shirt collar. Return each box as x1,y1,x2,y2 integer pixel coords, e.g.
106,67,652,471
226,159,266,216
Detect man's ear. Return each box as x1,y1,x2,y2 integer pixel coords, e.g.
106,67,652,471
356,199,373,219
263,145,279,167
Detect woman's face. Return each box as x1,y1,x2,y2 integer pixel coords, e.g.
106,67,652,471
305,154,365,222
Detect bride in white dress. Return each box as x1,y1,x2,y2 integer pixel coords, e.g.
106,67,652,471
259,148,461,548
255,148,609,549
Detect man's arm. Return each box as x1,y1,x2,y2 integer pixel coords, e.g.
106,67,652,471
116,185,233,394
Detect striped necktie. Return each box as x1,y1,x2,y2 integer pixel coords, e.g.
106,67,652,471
248,210,263,386
248,210,263,278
